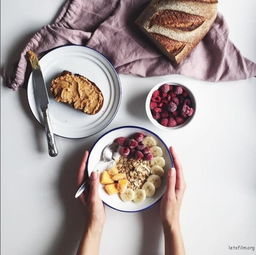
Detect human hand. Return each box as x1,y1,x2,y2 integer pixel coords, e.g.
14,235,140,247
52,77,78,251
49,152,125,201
160,147,186,232
77,151,105,232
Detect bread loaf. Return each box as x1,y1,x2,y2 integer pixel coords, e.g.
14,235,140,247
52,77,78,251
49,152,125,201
50,71,104,115
136,0,218,64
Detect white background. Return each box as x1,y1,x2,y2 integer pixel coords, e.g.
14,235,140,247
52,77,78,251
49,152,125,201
1,1,256,255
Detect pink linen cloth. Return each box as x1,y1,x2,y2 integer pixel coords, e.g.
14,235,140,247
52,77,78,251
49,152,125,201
6,0,256,90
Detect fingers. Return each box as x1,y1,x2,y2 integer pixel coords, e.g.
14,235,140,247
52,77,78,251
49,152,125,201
77,151,89,186
165,168,176,198
88,171,99,202
77,151,89,206
169,147,186,191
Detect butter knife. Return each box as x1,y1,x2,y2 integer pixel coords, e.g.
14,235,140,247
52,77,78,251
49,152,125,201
28,51,58,157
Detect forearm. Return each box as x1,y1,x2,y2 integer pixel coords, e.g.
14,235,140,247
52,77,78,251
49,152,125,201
163,223,185,255
77,223,103,255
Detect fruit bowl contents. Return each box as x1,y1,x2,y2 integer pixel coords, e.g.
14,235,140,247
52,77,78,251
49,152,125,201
147,82,196,128
100,132,166,203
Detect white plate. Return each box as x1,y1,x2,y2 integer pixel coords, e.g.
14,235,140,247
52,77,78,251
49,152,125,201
87,126,173,212
27,45,121,138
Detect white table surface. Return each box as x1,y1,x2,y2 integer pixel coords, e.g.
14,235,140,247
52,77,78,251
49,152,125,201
1,1,256,255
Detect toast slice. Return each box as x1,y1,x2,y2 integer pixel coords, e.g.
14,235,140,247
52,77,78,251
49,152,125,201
50,71,104,115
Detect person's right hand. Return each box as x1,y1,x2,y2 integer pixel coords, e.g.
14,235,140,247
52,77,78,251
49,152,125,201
160,147,186,231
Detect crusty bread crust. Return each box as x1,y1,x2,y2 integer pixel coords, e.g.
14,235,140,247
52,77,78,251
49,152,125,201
50,71,104,115
136,0,217,64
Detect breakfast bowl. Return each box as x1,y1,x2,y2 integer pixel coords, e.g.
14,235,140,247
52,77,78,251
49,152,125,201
86,126,173,212
145,82,196,130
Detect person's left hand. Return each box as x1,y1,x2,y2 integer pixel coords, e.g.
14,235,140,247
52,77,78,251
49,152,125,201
77,151,105,232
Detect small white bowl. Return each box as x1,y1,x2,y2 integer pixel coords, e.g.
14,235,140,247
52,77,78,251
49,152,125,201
145,82,196,130
86,126,173,213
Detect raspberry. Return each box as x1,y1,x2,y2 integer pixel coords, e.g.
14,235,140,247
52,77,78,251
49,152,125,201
175,116,185,125
137,143,146,151
172,111,178,117
152,111,161,120
134,132,145,142
150,102,158,110
175,86,183,95
143,147,150,154
134,151,144,160
119,147,130,157
171,92,176,98
172,97,179,105
162,92,168,98
168,117,177,127
144,153,153,161
182,90,188,97
152,90,160,98
114,137,126,146
182,104,191,115
167,101,177,113
161,111,169,118
162,99,169,104
188,108,194,117
151,96,161,103
160,84,171,94
181,104,192,118
128,139,138,149
160,118,169,127
153,107,162,113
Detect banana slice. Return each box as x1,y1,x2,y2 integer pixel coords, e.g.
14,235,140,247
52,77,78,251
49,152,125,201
150,156,165,167
147,174,162,189
142,136,157,147
150,146,163,157
120,188,135,202
151,165,165,177
142,182,156,197
133,189,146,203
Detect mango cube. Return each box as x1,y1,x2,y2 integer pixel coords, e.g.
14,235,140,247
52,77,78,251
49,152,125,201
104,184,118,195
107,166,119,176
117,179,128,194
100,171,114,184
112,173,126,181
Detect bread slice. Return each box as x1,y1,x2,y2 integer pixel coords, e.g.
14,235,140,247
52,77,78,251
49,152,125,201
50,71,104,115
136,0,218,64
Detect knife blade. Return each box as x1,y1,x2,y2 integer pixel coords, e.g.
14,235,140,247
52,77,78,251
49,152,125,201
28,51,58,157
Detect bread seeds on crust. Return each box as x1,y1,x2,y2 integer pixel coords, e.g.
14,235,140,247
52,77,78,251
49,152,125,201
50,71,104,115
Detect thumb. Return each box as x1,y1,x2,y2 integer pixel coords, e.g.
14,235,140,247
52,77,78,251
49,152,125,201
166,168,176,198
89,171,99,201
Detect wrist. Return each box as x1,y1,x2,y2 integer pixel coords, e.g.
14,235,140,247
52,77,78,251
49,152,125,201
86,221,104,236
163,220,181,235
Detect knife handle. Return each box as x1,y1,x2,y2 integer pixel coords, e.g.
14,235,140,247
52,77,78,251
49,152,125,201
43,108,58,157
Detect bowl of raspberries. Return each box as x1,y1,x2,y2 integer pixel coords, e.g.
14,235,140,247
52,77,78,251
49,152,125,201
146,82,196,129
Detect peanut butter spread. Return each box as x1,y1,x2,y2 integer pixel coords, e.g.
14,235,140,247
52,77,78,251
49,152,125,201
50,71,104,115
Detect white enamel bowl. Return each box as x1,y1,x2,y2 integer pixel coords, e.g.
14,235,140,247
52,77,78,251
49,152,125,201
145,82,196,130
86,126,173,212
